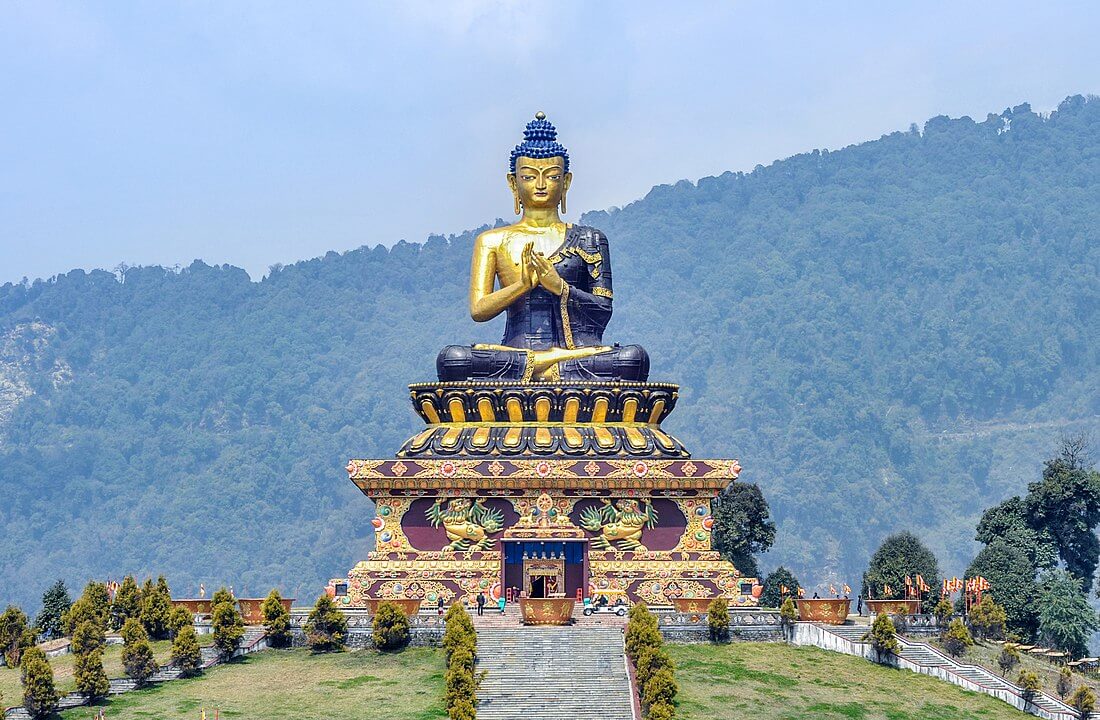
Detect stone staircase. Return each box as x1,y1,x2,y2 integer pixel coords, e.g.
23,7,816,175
805,622,1089,719
476,626,635,720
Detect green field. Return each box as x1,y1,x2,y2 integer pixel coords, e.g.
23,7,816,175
670,643,1030,720
48,647,446,720
1,638,213,709
3,641,1041,719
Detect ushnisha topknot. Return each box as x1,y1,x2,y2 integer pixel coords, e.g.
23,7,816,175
509,111,570,173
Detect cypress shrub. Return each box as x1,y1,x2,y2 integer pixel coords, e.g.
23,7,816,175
863,613,899,660
167,605,193,639
211,587,235,607
262,589,292,648
635,644,673,689
212,600,245,657
73,647,109,699
171,624,202,676
642,668,679,708
648,701,675,720
305,594,347,653
372,601,410,651
121,618,158,685
443,601,480,717
19,646,58,718
110,575,141,631
707,597,730,642
0,605,35,667
943,618,974,658
140,576,173,640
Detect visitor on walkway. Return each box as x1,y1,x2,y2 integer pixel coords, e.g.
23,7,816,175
498,594,506,614
476,592,486,616
437,596,444,615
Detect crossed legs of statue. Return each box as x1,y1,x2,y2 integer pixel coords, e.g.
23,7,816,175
436,343,649,382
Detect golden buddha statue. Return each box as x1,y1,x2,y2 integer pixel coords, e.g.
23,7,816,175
437,113,649,383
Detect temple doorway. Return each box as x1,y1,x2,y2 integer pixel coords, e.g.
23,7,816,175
502,540,588,600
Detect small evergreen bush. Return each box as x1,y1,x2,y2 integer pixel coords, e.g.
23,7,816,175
647,701,675,720
372,601,410,651
943,618,974,658
305,594,348,653
1058,665,1075,700
109,575,141,631
997,644,1020,677
707,597,729,642
1070,685,1096,718
0,605,35,667
73,647,109,699
19,646,58,718
171,624,202,676
1018,669,1042,700
863,613,899,660
262,589,292,648
121,618,158,685
212,600,245,657
643,668,679,708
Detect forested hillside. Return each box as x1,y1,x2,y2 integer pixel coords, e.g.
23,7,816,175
2,97,1098,611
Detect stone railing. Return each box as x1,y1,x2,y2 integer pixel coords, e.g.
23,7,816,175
657,608,783,643
287,609,445,648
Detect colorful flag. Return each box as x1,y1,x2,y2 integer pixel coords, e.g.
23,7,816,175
780,585,788,594
797,587,805,598
843,584,851,595
904,575,913,587
829,584,837,596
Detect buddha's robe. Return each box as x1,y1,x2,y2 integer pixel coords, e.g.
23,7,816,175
437,225,649,382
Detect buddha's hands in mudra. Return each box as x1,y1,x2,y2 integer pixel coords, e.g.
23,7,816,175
521,242,566,296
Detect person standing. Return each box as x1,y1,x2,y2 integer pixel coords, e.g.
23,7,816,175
476,592,486,616
498,594,506,615
437,596,445,616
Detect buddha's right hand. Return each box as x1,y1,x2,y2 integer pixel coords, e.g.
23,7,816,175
520,242,539,289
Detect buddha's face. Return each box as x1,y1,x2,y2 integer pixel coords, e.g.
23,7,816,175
508,156,571,211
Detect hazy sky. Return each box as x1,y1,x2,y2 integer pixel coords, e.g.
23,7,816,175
2,1,1099,284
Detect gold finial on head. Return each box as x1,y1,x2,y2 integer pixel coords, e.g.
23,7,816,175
535,111,546,120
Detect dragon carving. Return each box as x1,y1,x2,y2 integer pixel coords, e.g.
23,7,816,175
579,498,658,551
426,497,504,551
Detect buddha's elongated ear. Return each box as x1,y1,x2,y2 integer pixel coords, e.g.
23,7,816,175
560,172,572,215
507,173,521,215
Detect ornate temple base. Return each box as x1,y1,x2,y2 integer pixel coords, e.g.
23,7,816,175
329,458,758,610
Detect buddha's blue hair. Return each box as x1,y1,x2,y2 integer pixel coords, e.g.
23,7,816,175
509,113,569,173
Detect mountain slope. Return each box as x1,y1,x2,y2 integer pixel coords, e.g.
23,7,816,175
1,97,1099,610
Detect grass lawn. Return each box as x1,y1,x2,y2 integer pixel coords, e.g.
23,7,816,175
0,635,212,709
670,642,1031,720
55,647,445,720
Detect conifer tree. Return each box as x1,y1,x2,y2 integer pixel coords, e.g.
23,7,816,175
0,605,35,667
71,619,109,698
70,619,103,655
171,623,202,676
35,580,72,639
167,605,192,639
212,586,235,607
140,575,173,640
997,644,1021,677
1037,570,1099,658
110,575,141,630
943,618,974,658
62,581,111,636
19,646,58,718
121,618,158,686
212,599,244,656
371,601,410,651
304,594,347,653
261,589,292,648
863,612,900,661
73,646,109,698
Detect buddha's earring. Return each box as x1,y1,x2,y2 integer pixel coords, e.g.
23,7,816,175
513,193,521,216
560,192,567,215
